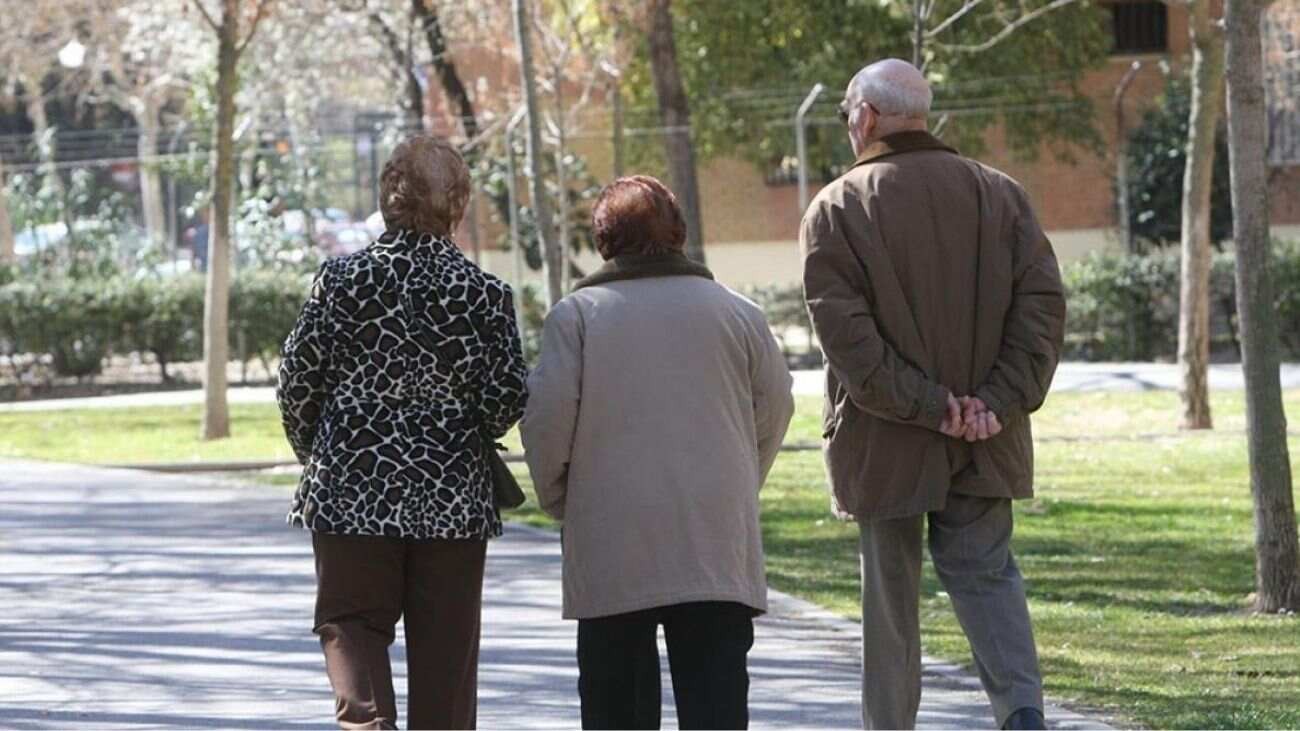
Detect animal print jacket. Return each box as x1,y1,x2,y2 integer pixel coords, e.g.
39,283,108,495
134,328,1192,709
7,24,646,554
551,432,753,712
277,229,528,540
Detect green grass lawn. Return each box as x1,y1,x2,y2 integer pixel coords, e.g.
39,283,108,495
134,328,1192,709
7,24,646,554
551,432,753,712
3,390,1299,728
0,404,299,464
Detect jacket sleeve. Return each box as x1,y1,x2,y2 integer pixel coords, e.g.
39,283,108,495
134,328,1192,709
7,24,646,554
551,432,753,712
476,283,529,439
800,197,951,431
520,300,583,520
974,186,1066,423
750,312,795,485
277,263,335,464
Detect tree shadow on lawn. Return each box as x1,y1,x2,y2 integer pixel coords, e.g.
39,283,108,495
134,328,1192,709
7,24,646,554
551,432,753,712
758,499,1258,619
1039,650,1300,730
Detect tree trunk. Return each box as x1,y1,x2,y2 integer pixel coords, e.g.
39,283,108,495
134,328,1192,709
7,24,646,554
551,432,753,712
555,80,571,293
1114,61,1143,254
1178,0,1225,431
556,145,571,292
24,89,64,196
411,0,480,142
513,0,562,305
367,11,425,132
202,0,241,441
912,0,927,68
646,0,706,264
0,154,15,263
1224,0,1299,612
610,79,625,178
137,99,168,251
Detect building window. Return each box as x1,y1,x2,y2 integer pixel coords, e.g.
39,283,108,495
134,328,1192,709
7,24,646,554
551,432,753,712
1110,1,1168,54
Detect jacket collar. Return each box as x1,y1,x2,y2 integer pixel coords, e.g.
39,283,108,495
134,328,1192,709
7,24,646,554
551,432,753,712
372,228,451,253
851,130,958,168
574,252,714,291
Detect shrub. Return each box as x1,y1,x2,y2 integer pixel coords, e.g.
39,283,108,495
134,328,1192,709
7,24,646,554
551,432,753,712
743,284,822,368
1124,73,1233,248
1062,243,1298,362
1272,239,1300,359
120,274,207,381
0,278,121,379
230,269,313,375
516,283,546,366
1062,250,1181,361
0,268,311,383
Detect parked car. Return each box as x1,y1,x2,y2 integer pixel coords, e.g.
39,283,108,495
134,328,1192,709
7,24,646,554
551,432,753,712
13,220,151,263
281,207,377,257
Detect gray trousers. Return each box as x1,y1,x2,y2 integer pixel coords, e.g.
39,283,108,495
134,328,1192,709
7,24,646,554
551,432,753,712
858,494,1043,730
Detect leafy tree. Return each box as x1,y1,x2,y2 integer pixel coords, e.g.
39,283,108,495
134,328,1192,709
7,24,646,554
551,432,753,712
1125,74,1233,248
189,0,272,441
617,0,1110,181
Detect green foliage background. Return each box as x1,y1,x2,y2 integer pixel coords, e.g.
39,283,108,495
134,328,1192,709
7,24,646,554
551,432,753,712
617,0,1111,181
1124,72,1234,247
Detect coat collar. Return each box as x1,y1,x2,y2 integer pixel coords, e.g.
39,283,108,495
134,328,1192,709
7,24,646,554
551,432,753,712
372,228,451,253
573,252,714,291
851,130,958,168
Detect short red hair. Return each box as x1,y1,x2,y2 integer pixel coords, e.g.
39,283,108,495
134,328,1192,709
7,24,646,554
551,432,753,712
591,175,686,259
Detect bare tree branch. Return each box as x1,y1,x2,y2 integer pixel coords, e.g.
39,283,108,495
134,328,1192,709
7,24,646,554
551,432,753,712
364,7,424,127
925,0,988,38
932,112,952,137
189,0,220,31
937,0,1082,54
236,0,274,57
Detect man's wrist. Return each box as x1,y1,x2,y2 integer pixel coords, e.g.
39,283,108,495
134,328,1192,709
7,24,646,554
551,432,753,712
974,387,1009,423
923,383,952,431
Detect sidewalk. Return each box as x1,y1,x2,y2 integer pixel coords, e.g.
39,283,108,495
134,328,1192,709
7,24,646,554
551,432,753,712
0,461,1111,729
3,362,1299,412
791,361,1300,397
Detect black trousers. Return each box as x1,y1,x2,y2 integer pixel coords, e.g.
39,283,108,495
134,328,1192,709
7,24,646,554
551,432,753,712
576,601,755,730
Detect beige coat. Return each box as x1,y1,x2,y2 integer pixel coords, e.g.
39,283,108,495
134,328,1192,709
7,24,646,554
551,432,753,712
521,255,795,619
801,131,1066,521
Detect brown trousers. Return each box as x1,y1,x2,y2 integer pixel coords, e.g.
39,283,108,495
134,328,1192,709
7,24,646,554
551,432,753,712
312,532,487,730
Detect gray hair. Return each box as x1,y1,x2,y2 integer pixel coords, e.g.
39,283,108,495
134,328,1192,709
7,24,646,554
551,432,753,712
848,59,932,118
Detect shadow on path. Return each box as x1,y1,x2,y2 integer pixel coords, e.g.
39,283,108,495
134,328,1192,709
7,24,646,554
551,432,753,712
0,461,1109,729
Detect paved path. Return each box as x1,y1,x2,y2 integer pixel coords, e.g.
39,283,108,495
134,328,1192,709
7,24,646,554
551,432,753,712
0,461,1109,730
4,362,1299,412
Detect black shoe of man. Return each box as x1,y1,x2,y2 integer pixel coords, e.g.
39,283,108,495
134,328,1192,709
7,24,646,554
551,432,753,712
1002,707,1047,730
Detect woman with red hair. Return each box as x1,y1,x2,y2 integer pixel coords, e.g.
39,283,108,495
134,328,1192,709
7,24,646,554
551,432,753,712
522,175,794,729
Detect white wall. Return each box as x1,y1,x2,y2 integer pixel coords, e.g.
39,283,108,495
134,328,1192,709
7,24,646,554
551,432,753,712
474,224,1300,295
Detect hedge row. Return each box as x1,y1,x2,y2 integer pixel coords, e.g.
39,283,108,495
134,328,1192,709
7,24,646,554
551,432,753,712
736,242,1300,365
3,243,1298,383
0,270,311,381
1063,242,1300,362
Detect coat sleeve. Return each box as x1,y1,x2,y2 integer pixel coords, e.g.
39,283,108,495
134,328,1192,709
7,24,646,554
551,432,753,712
749,310,795,485
974,185,1067,423
476,282,529,439
520,299,583,520
800,197,951,431
277,263,335,464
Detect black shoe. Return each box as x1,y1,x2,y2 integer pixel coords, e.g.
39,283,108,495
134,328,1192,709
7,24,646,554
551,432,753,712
1002,707,1047,730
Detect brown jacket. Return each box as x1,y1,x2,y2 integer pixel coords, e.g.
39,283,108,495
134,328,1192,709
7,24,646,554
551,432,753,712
800,131,1065,521
521,255,795,618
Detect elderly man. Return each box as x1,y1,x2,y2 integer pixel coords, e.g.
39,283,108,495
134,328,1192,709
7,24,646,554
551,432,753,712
800,59,1065,730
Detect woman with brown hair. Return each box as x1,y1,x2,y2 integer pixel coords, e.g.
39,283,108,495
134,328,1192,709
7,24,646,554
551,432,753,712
278,135,527,730
521,175,795,730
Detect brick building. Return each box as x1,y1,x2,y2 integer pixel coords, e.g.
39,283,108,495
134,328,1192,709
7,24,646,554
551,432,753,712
459,1,1300,289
